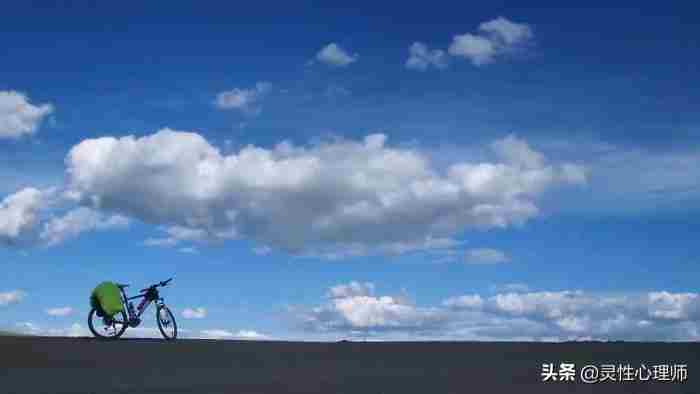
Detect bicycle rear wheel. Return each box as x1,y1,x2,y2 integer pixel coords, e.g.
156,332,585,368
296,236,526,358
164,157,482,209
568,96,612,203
88,307,128,339
156,305,177,340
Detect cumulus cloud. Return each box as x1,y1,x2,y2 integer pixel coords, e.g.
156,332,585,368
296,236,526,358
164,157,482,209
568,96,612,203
64,129,585,257
0,290,25,306
405,42,448,71
315,43,358,67
300,282,446,332
40,207,129,246
46,307,74,317
215,82,272,115
0,188,50,245
647,291,700,321
182,307,207,319
479,17,534,46
448,17,533,66
464,248,510,264
0,91,54,139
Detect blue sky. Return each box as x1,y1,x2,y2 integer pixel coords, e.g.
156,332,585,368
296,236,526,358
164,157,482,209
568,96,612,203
1,2,699,341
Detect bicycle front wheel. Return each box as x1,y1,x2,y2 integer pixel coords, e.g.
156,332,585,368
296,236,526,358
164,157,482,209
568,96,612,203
156,305,177,340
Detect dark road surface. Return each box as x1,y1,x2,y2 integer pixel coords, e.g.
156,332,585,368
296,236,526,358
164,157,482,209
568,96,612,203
1,336,698,393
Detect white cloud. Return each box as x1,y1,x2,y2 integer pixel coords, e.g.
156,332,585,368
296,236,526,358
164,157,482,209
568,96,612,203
0,188,128,248
0,188,49,245
46,307,74,317
443,294,484,309
15,322,41,335
490,283,530,293
572,144,700,212
199,329,268,340
199,329,234,339
492,134,544,169
64,129,584,257
299,237,461,261
648,291,700,321
448,17,533,66
328,281,375,298
234,330,268,340
0,290,25,306
405,42,448,71
215,82,272,115
182,307,207,319
252,246,272,255
178,247,199,254
301,282,446,332
448,33,497,66
504,136,700,215
15,322,87,337
464,248,510,264
11,322,186,339
144,226,210,247
0,91,54,139
315,43,358,67
298,285,700,341
479,16,534,46
444,290,700,341
40,207,129,246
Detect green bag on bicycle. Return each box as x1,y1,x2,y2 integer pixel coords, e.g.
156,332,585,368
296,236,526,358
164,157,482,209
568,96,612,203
90,281,123,317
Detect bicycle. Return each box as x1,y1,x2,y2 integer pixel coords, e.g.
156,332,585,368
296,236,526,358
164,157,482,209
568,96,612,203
88,278,177,340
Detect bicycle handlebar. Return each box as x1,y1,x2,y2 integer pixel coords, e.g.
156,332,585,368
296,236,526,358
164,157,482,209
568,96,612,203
140,278,173,293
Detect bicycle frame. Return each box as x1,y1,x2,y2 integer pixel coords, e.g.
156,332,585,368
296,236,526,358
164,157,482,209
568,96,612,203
118,287,164,328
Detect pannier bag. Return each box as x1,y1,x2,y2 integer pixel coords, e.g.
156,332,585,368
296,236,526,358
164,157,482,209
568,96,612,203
90,281,124,317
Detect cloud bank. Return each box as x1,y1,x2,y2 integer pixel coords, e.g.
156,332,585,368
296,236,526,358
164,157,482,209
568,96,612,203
59,129,584,255
299,282,700,341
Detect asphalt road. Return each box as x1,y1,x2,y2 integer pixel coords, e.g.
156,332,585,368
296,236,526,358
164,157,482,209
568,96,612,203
1,336,698,393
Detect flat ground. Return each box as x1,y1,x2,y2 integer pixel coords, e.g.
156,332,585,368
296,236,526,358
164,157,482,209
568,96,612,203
1,336,697,393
